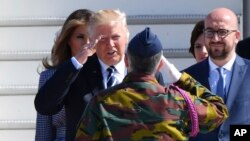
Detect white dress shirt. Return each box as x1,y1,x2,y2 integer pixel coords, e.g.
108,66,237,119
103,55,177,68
98,58,127,88
71,56,127,88
208,55,236,97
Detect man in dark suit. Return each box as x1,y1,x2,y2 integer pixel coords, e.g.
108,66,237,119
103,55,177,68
34,9,164,141
236,37,250,59
184,8,250,141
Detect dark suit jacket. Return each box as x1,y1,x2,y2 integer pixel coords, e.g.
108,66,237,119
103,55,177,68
34,54,165,141
183,56,250,141
236,37,250,59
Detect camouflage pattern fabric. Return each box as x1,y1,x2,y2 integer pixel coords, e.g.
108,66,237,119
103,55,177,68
76,72,228,141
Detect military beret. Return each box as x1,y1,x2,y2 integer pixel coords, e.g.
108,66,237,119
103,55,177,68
128,27,163,58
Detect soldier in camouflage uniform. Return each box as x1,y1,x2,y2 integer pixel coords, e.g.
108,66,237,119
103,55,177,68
76,27,228,141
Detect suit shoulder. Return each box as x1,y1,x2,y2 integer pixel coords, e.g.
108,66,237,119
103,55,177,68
244,58,250,66
182,63,201,73
40,69,56,78
40,69,56,74
85,54,99,65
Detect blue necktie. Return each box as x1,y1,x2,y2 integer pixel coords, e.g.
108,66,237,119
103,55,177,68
107,66,115,88
217,68,225,101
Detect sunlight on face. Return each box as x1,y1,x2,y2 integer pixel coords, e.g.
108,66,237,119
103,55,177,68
92,22,128,66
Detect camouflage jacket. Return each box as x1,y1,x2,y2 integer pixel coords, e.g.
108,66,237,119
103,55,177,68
76,72,228,141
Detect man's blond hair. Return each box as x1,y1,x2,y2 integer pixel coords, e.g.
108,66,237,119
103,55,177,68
88,9,129,38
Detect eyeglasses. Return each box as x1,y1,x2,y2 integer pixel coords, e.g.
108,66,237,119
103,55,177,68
204,29,237,39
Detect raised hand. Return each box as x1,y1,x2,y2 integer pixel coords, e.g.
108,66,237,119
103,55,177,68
74,35,103,64
159,56,181,84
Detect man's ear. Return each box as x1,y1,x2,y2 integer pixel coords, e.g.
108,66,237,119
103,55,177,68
235,30,241,43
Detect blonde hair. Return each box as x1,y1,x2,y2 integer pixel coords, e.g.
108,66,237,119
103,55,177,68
88,9,129,38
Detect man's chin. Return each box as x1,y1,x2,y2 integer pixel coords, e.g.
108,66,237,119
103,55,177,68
105,57,121,66
211,54,226,60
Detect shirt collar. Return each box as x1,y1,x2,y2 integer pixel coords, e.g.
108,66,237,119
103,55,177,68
208,54,236,72
98,57,126,75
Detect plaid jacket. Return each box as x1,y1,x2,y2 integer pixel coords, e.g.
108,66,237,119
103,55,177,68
35,69,66,141
76,72,228,141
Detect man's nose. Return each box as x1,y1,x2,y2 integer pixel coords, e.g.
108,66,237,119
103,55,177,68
211,33,220,41
106,38,115,47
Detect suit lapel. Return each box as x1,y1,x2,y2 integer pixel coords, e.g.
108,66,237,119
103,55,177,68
226,56,247,111
86,55,105,92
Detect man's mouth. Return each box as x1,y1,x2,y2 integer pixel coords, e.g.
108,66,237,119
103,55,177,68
107,51,116,55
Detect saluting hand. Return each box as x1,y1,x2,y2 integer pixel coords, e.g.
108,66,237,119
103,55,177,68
159,56,181,84
74,35,103,64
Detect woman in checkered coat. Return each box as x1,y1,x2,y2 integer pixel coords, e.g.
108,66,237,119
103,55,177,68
35,9,94,141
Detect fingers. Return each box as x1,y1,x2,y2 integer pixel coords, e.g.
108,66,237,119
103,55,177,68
83,35,105,49
81,47,96,56
75,48,95,64
161,55,167,62
75,35,105,64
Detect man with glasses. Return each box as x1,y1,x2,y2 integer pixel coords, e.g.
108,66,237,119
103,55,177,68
183,7,250,141
203,29,237,39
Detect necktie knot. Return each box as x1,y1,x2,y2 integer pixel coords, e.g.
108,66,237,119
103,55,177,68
217,67,223,75
107,66,115,75
107,66,115,88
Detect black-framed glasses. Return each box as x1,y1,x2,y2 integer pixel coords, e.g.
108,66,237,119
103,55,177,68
204,29,237,38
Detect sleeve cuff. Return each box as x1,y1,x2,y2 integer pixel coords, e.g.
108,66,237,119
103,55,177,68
71,57,83,70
